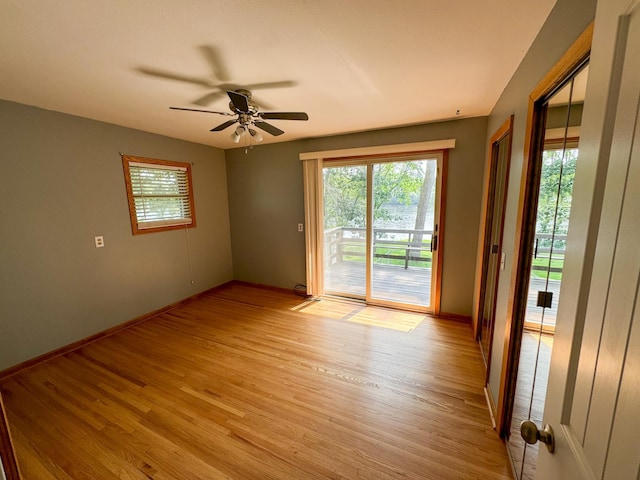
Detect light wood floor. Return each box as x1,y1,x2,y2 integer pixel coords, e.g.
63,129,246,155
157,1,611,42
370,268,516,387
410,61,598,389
0,282,513,479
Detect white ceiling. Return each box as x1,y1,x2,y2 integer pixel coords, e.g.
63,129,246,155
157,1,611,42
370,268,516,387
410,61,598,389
0,0,557,149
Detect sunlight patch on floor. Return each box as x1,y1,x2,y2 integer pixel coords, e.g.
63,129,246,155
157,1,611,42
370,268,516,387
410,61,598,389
524,331,554,349
293,299,424,332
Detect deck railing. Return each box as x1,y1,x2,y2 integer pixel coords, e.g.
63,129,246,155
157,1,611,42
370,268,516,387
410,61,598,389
325,227,568,276
531,233,567,274
325,226,434,269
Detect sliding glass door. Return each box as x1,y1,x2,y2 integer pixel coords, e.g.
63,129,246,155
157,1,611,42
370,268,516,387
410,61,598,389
323,164,367,298
322,154,443,312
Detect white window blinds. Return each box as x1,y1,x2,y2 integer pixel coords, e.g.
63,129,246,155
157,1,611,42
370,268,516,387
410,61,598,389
128,161,193,229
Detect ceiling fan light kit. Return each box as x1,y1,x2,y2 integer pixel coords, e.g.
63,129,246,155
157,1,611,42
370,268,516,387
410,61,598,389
230,125,263,144
249,129,263,142
170,89,308,149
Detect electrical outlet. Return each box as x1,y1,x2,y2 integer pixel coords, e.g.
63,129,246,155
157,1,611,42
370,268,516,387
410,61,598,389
94,236,105,248
298,223,304,232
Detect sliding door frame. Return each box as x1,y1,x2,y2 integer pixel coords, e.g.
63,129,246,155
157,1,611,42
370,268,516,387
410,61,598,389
323,153,445,312
301,140,454,314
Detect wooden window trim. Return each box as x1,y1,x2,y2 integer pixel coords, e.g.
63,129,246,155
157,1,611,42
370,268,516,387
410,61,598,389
122,155,197,235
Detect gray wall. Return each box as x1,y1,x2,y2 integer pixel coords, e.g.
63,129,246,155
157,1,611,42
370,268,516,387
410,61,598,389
481,0,597,398
0,100,233,370
226,116,488,316
546,103,584,129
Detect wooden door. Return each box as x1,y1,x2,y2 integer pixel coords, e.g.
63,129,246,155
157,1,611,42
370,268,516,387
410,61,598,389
536,0,640,477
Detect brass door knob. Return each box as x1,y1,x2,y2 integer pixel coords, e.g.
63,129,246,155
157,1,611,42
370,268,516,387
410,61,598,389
520,420,555,453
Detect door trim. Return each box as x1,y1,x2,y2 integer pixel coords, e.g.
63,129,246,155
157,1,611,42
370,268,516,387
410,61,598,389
302,141,456,303
300,139,455,161
495,23,593,436
432,150,447,316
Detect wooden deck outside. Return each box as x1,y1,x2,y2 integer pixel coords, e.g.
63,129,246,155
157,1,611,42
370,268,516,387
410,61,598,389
0,282,513,479
325,261,432,306
325,260,561,326
524,277,560,328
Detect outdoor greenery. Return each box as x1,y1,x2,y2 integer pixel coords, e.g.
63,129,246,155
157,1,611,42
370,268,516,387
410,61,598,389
130,165,190,222
531,256,565,281
323,165,367,229
536,148,577,241
323,148,577,278
323,161,434,231
530,147,578,280
340,242,433,268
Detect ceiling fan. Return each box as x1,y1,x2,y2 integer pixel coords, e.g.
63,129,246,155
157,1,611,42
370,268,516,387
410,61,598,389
137,45,296,108
170,89,309,142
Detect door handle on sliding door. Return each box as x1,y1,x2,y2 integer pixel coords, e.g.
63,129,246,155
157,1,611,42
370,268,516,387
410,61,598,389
431,235,438,252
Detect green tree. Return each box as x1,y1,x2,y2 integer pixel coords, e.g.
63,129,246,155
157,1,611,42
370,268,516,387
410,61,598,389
412,161,437,244
536,147,577,245
323,165,367,229
323,161,428,230
372,161,424,228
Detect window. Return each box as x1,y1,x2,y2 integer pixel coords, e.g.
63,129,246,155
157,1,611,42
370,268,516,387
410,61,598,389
122,155,196,235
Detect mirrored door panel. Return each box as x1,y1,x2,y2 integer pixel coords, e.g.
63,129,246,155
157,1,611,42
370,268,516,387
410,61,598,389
479,123,512,371
508,63,588,480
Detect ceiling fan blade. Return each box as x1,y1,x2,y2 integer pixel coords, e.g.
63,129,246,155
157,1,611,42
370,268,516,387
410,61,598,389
170,106,234,116
210,119,237,132
260,112,309,121
254,121,284,136
227,90,250,112
136,67,211,87
192,91,225,107
242,80,297,91
198,45,231,82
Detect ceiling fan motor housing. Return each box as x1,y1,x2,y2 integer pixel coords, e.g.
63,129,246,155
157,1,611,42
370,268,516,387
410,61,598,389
238,113,253,127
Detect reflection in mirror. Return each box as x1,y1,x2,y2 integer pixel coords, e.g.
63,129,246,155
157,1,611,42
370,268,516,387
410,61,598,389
479,123,513,373
507,64,588,480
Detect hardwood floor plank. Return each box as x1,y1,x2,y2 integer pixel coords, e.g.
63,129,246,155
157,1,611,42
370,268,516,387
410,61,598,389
9,427,73,480
0,282,512,479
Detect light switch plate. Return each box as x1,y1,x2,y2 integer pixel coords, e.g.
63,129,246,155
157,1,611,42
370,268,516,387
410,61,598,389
94,236,105,248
